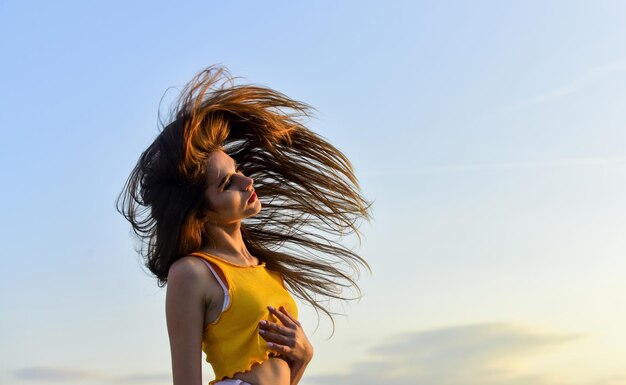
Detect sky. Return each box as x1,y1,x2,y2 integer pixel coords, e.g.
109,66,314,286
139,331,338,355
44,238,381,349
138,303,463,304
1,1,626,384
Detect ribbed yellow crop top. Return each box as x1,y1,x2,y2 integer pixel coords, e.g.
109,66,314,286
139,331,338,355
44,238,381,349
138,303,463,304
189,252,298,385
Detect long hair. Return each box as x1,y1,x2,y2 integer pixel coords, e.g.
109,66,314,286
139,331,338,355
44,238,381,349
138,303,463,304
117,65,373,332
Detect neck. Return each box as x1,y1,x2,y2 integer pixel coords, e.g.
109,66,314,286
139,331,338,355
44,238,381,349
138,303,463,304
201,221,254,262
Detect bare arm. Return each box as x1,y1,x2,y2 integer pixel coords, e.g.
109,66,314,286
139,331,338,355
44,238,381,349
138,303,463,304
289,360,310,385
166,258,208,385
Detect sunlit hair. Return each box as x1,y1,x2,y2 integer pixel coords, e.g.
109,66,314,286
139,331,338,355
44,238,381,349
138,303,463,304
117,65,373,332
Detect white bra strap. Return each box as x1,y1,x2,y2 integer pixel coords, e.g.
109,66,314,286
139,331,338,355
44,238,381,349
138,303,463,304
201,260,230,312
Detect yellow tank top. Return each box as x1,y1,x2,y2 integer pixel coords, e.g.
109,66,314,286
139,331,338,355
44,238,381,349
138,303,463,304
189,251,299,385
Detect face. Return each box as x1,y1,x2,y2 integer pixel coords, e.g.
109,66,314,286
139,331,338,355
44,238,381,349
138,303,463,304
203,150,261,225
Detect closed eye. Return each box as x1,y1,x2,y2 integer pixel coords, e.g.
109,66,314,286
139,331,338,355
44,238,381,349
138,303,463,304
223,169,242,190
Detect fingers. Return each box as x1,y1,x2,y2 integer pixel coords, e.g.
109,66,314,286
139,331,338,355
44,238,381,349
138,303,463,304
259,305,301,359
267,305,297,327
259,306,311,365
259,328,294,347
266,341,293,357
259,319,295,337
278,306,301,326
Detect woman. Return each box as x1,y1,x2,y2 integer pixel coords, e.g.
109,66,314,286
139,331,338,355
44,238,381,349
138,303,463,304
117,65,372,385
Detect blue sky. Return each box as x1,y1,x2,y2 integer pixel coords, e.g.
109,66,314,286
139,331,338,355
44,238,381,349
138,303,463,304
2,1,626,384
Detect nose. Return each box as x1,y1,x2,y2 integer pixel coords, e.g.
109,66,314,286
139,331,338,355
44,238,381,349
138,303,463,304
243,176,254,192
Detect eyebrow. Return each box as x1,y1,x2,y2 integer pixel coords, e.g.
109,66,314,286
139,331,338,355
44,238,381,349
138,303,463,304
217,159,238,189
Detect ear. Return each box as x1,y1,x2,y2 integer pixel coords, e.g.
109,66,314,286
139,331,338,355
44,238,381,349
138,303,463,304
202,214,217,226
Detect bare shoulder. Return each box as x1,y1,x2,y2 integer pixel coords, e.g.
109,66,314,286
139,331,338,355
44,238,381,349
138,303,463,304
166,255,222,306
168,256,207,283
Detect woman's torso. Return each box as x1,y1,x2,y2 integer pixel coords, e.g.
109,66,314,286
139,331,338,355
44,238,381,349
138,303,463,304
198,253,292,385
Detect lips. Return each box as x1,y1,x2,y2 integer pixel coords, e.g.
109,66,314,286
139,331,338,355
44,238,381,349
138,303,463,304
248,191,257,203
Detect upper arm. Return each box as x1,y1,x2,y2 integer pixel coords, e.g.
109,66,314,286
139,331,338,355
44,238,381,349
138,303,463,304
165,257,209,385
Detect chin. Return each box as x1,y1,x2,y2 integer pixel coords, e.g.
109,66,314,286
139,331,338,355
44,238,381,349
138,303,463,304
245,204,262,218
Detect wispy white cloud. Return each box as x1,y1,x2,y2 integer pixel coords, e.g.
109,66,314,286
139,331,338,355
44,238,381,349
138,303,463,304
501,58,626,114
112,373,171,383
10,367,170,383
12,367,106,381
302,322,615,385
11,323,625,385
362,156,626,177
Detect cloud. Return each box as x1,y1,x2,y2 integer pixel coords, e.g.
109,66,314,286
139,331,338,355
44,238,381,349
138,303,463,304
303,322,586,385
112,373,171,383
362,156,626,177
10,367,170,383
12,367,106,381
12,324,624,385
501,58,626,114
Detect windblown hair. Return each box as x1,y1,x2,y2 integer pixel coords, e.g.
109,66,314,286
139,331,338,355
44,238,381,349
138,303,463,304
117,65,373,331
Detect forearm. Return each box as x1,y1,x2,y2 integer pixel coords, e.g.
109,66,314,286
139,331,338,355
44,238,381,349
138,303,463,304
289,360,310,385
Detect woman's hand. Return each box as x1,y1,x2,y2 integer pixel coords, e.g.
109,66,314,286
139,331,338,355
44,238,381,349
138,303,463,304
259,305,314,366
